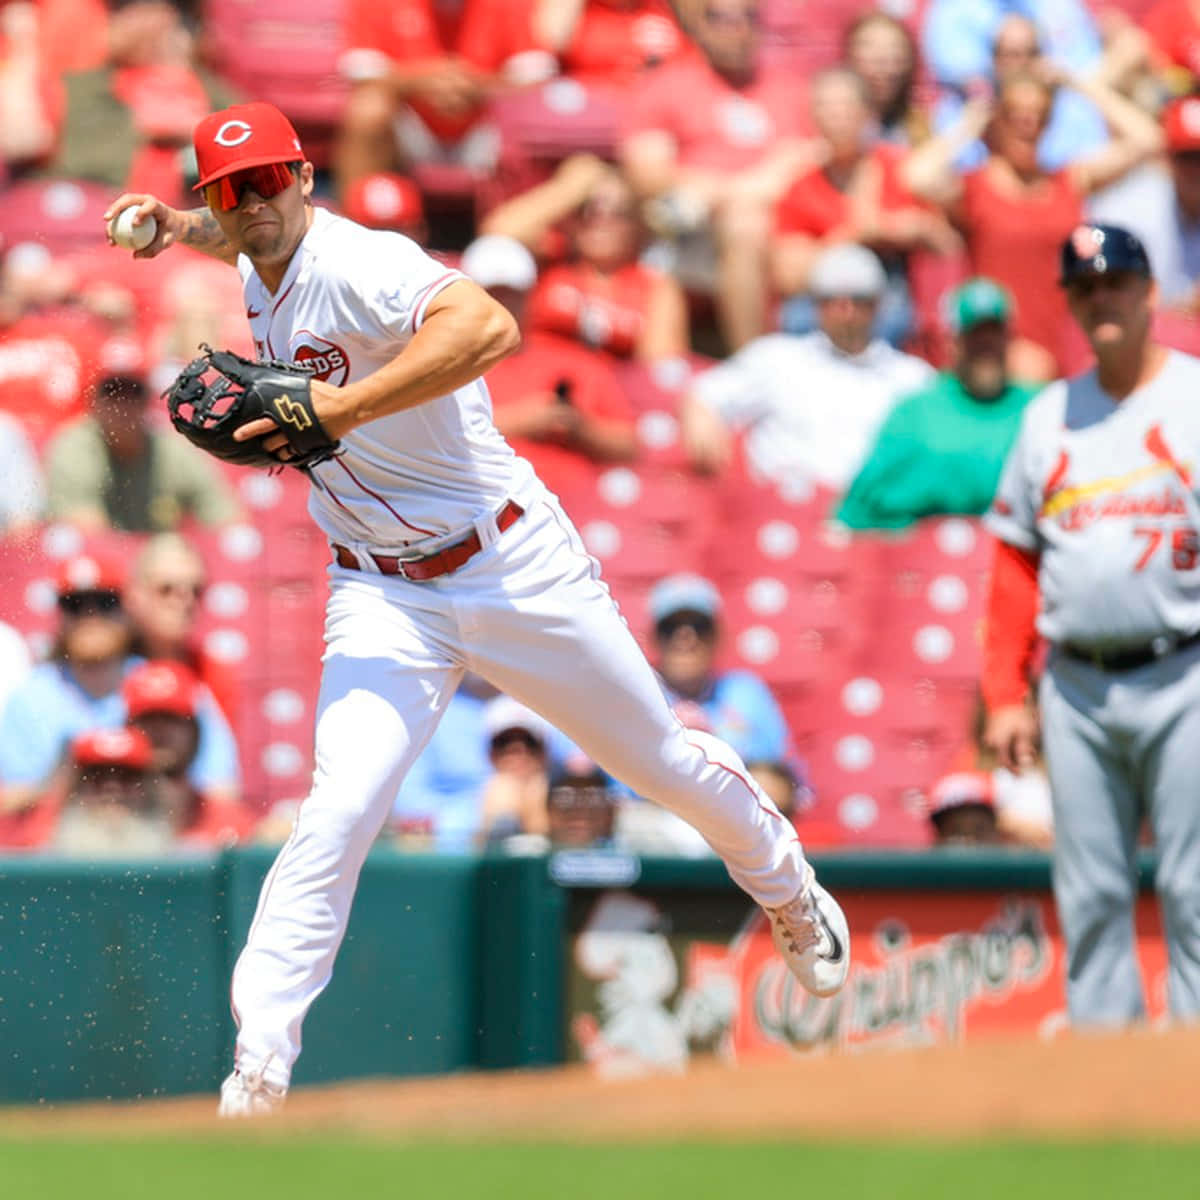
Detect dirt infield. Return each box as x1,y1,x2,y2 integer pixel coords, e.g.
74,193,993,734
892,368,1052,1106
7,1027,1200,1143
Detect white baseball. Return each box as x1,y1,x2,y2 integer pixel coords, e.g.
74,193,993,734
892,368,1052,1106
110,209,157,251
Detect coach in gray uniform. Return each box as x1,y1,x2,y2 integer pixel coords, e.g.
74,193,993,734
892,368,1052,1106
983,222,1200,1027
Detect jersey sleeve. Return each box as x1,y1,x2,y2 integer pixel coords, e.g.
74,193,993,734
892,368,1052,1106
984,399,1045,551
343,232,467,344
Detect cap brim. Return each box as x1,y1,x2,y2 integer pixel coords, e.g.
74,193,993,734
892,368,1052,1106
193,152,305,191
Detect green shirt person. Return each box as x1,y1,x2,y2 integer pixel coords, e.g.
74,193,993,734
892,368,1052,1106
836,278,1040,530
45,339,242,534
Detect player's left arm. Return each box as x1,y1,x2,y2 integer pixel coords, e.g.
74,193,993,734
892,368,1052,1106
235,278,520,451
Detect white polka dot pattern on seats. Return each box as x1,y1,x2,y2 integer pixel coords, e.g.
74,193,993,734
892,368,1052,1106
841,676,883,716
580,520,620,558
597,467,641,507
934,518,977,557
736,625,779,664
835,734,875,771
543,77,588,114
25,579,56,614
205,582,248,619
44,181,87,219
219,524,264,561
636,410,679,450
240,473,284,510
776,476,816,505
204,628,249,663
41,523,83,558
756,520,799,559
927,574,969,613
839,792,879,830
262,742,304,777
262,688,305,724
913,624,954,663
745,577,787,615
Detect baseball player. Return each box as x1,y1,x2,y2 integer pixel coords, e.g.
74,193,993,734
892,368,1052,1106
983,222,1200,1028
104,102,849,1116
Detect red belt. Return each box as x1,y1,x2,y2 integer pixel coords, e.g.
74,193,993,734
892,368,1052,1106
332,500,524,581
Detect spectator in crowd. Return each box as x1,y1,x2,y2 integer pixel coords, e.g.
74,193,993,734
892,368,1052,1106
926,776,1002,845
333,0,551,199
771,66,959,349
125,532,238,723
837,277,1039,530
389,671,500,851
461,232,637,502
902,66,1165,379
0,550,241,842
545,753,618,849
339,171,429,242
1088,95,1200,315
123,658,251,847
44,335,242,533
0,0,59,172
844,9,930,148
0,618,32,722
44,0,238,208
478,696,552,845
0,551,133,825
1144,0,1200,94
0,241,108,449
645,571,808,813
928,694,1054,849
619,0,814,352
922,3,1110,171
680,243,934,491
0,409,43,533
49,725,174,857
480,154,691,363
531,0,688,95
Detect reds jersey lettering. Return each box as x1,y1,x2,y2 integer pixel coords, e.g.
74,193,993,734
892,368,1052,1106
238,209,537,547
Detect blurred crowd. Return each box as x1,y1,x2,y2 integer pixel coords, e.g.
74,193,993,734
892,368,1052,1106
5,0,1199,859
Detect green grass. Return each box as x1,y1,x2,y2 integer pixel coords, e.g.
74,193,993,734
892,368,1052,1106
2,1140,1199,1200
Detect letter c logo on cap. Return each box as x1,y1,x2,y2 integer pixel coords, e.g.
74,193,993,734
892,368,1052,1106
215,120,253,147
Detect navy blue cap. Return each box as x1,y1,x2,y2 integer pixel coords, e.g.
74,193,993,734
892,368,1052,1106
1059,224,1151,286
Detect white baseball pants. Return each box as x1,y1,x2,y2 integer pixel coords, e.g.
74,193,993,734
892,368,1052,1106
230,492,810,1087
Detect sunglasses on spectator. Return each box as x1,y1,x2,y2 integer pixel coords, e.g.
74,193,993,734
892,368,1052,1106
151,579,205,600
203,162,299,212
656,613,716,641
704,6,760,27
578,199,637,223
59,590,122,616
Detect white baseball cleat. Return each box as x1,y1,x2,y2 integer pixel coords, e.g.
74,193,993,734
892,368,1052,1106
763,878,850,998
217,1066,286,1118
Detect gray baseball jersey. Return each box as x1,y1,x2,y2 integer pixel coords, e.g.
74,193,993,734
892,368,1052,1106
987,350,1200,647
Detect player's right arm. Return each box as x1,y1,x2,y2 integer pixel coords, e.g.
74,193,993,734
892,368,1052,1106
103,193,240,266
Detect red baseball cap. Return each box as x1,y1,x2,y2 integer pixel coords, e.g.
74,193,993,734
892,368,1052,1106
56,552,124,597
71,726,153,770
1164,96,1200,153
341,172,424,231
122,659,200,719
192,102,305,191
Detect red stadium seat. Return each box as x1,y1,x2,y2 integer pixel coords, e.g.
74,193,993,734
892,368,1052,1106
0,179,116,254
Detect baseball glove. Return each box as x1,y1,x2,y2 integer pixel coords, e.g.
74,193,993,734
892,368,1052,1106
164,344,340,469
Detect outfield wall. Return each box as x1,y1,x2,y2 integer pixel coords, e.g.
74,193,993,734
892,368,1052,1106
0,848,1162,1103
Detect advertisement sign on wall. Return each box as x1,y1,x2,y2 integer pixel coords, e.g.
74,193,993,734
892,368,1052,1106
566,889,1169,1076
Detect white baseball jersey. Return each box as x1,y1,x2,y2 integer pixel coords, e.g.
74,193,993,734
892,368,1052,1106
239,206,539,551
987,350,1200,645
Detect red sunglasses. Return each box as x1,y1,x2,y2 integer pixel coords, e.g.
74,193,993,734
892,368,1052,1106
203,162,298,212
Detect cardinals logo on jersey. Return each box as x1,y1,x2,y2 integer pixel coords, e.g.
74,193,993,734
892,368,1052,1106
290,334,349,385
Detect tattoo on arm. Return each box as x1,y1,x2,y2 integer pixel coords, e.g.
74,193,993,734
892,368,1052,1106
177,208,237,261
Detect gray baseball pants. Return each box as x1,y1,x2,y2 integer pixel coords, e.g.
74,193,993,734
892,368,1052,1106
1039,640,1200,1027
